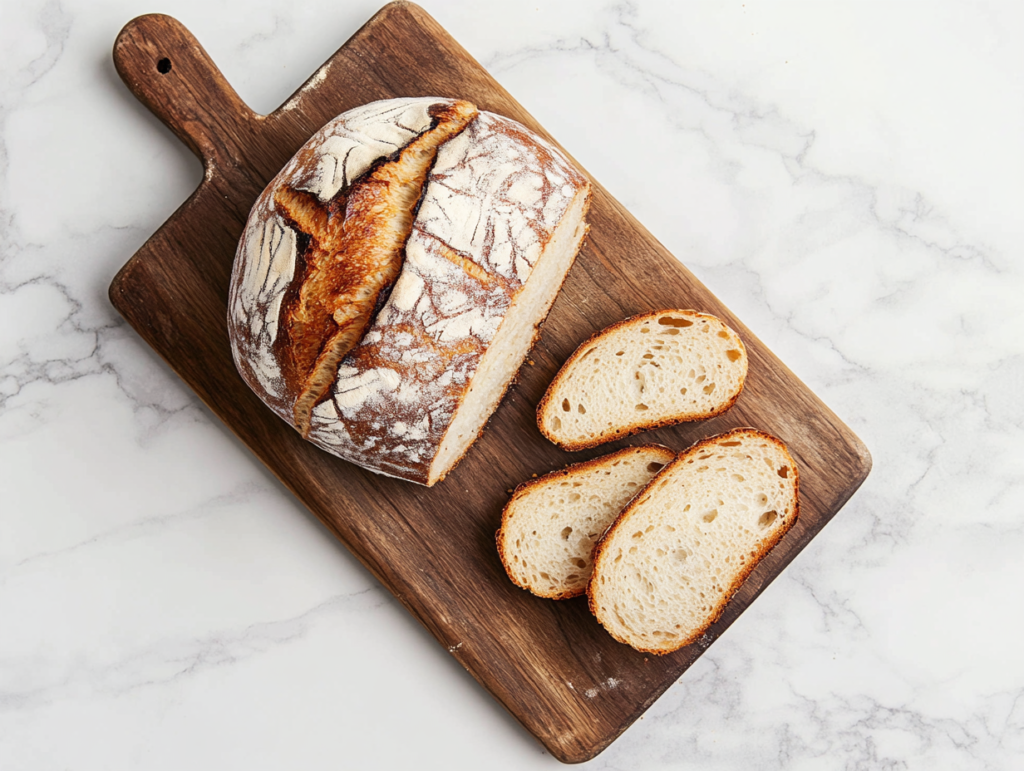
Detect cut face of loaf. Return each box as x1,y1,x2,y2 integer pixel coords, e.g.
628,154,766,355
228,98,591,485
537,311,747,450
588,429,799,655
497,445,676,600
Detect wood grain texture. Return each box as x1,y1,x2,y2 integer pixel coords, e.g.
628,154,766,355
109,5,871,763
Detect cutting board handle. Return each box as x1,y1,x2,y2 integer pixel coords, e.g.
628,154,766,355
113,14,258,168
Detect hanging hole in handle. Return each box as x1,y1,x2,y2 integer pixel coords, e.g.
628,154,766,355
157,58,172,74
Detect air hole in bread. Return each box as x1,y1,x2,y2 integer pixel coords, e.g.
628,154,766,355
643,353,654,359
680,387,688,395
731,474,745,482
578,403,586,414
718,330,730,338
758,510,778,528
646,461,665,473
551,417,561,431
703,382,716,394
726,349,743,362
660,328,680,336
702,509,718,523
635,403,649,411
572,558,587,569
658,316,693,328
562,399,570,412
560,526,573,539
778,466,790,478
632,531,644,540
615,350,625,356
721,441,741,447
696,374,706,383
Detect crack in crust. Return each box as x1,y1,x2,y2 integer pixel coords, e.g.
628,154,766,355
275,100,479,435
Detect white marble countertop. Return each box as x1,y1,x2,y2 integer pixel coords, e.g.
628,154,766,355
3,0,1023,767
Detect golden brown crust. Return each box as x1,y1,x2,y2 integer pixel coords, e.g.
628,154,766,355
496,444,677,600
274,101,479,435
585,428,800,655
536,310,747,451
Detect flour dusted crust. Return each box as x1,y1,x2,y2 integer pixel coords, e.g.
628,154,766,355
229,97,448,413
228,98,591,485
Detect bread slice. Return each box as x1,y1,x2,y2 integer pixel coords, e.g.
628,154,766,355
588,429,798,655
497,445,676,599
537,310,747,451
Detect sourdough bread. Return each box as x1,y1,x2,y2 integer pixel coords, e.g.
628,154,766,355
228,98,591,485
537,310,747,450
588,429,798,654
497,445,676,599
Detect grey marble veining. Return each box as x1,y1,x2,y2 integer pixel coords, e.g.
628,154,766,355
2,1,1023,768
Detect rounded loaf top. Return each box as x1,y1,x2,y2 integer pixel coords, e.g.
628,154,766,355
227,97,591,485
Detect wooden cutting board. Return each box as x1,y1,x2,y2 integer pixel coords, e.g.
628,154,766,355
110,4,871,763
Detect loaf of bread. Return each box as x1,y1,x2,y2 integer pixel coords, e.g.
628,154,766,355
537,310,747,450
496,445,675,599
228,98,591,485
588,429,798,654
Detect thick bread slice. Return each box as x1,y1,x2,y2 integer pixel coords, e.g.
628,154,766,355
537,310,747,451
497,445,676,600
588,429,798,655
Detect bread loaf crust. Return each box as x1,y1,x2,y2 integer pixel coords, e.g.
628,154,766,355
228,98,591,485
587,428,799,655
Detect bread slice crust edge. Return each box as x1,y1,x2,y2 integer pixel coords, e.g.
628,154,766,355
586,428,800,655
535,310,748,451
496,443,676,600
